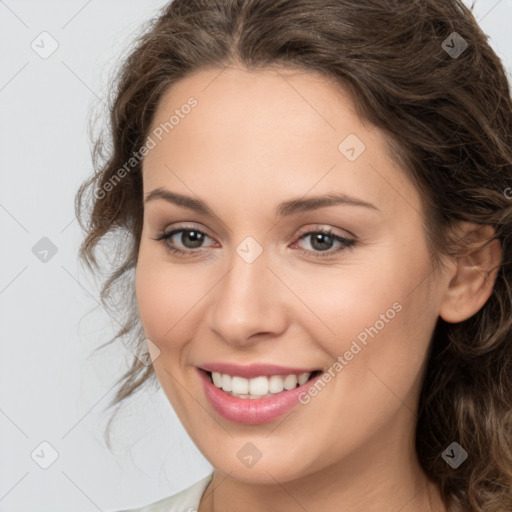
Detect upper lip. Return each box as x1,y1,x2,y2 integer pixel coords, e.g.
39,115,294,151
198,363,320,379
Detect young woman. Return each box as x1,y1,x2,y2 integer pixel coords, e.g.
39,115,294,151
76,1,512,511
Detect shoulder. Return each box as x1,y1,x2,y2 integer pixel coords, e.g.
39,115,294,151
117,473,213,512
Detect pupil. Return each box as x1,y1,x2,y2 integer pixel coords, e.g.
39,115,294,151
183,230,204,248
312,233,332,251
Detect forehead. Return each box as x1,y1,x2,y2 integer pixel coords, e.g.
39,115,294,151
149,66,363,150
142,66,421,219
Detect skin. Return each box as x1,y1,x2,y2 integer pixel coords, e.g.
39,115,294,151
135,66,501,512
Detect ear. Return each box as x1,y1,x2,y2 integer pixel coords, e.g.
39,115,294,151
439,224,502,324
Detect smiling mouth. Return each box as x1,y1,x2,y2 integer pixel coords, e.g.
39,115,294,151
205,369,322,399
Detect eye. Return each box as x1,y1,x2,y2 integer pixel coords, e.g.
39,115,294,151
153,225,356,259
153,226,215,257
293,228,356,259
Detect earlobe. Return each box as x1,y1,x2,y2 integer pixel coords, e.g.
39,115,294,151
439,225,502,324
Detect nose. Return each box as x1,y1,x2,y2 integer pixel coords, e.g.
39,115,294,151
207,242,288,347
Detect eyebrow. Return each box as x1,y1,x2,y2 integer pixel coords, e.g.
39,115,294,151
144,187,380,217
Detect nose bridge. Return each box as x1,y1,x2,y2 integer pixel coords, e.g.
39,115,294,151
208,238,286,343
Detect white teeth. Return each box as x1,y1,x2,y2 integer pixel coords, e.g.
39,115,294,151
232,376,249,394
210,371,312,398
283,374,298,390
248,376,269,396
211,372,223,388
268,375,284,393
298,373,310,385
221,373,232,392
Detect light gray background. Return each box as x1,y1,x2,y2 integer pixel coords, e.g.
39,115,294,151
1,1,511,510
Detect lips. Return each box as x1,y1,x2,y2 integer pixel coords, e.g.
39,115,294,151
197,365,324,424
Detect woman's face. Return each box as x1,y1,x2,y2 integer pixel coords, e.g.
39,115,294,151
135,66,452,483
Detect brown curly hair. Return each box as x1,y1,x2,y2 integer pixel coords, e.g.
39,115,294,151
75,1,512,510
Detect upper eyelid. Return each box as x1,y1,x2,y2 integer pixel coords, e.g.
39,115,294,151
163,223,216,242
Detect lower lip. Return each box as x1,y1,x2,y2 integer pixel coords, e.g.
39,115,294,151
198,369,322,425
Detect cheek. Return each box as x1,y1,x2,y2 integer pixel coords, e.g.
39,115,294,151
135,251,211,353
134,253,207,413
296,248,437,397
283,253,421,349
331,280,437,419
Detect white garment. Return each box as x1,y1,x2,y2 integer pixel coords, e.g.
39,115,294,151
119,473,213,512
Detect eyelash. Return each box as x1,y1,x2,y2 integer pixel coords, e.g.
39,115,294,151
153,225,356,260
